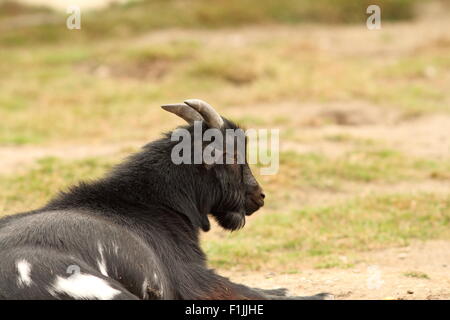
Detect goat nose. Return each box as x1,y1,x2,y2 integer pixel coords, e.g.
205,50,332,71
260,192,266,199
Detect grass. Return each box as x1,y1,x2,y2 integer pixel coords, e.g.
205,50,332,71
0,0,420,46
0,1,448,146
2,142,448,215
0,156,116,215
204,193,450,271
1,30,450,145
403,271,430,279
256,149,450,200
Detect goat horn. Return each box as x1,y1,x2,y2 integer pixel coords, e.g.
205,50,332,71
184,99,224,129
161,103,205,124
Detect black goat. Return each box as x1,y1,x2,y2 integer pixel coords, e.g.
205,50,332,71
0,99,330,300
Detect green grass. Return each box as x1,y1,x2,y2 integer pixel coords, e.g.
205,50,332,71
204,193,450,270
257,149,450,198
0,157,115,215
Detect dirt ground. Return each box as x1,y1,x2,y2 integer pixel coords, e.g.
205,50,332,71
221,240,450,300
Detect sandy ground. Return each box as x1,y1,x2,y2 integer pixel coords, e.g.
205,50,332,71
221,240,450,300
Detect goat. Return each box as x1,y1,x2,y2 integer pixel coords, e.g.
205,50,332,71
0,99,331,300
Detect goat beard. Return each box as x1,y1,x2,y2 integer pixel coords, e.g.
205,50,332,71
213,211,246,231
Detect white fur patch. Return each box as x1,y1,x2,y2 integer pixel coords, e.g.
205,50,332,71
97,242,108,277
50,273,120,300
153,272,164,297
16,259,32,287
142,278,149,299
112,243,119,255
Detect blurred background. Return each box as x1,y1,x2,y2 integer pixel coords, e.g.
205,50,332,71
0,0,449,299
